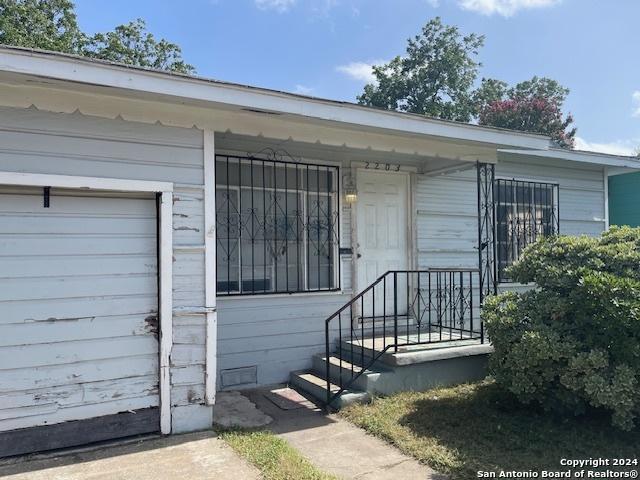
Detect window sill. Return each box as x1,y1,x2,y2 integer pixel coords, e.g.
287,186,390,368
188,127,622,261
497,282,535,288
216,289,351,301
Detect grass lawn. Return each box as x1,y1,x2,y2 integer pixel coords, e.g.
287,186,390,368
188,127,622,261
219,430,338,480
341,380,640,479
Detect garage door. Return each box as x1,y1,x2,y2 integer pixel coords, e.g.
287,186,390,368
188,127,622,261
0,187,160,457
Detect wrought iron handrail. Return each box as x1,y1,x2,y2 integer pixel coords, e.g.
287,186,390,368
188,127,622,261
324,269,484,406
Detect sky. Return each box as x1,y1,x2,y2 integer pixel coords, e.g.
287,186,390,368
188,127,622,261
73,0,640,156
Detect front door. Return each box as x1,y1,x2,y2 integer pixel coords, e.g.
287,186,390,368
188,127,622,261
355,169,409,318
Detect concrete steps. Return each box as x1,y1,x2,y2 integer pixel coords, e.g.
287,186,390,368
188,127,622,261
289,370,371,410
290,341,493,409
311,354,389,392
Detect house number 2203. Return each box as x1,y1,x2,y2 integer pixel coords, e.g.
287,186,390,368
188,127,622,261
364,162,401,171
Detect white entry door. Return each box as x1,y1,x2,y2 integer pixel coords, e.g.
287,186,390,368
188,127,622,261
356,170,409,318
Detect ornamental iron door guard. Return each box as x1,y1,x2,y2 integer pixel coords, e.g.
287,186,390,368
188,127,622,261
477,161,497,303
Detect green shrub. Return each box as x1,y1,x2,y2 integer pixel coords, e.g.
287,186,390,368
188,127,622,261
483,226,640,430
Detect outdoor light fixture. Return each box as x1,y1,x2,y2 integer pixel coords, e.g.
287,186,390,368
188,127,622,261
344,173,357,203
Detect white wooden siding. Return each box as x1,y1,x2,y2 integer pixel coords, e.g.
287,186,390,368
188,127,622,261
0,188,159,432
415,156,606,273
416,168,479,269
217,293,351,386
496,156,606,236
0,107,203,184
0,107,210,433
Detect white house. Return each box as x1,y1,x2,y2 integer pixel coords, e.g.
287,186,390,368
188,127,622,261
0,46,638,457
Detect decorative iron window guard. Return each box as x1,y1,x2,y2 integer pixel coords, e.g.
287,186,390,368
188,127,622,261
495,178,559,282
215,154,340,295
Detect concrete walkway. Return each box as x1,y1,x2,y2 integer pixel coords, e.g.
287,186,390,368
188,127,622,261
243,387,445,480
0,431,260,480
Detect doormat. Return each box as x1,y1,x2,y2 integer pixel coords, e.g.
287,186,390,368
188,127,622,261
264,388,313,410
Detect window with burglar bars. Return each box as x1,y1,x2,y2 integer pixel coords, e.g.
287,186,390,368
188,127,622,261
495,179,559,282
215,155,340,295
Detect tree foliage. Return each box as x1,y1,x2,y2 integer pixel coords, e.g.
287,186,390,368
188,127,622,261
83,19,194,74
0,0,83,52
483,227,640,430
357,18,577,147
0,0,194,73
358,17,484,122
476,76,576,148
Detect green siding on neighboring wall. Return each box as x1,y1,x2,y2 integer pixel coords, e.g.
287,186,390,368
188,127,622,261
609,171,640,227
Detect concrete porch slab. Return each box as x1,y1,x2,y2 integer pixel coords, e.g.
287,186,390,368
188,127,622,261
382,343,494,367
342,333,492,367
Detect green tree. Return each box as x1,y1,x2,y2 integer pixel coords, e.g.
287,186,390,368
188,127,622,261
84,19,194,74
356,18,578,148
0,0,83,52
357,17,484,122
0,0,193,73
472,77,508,110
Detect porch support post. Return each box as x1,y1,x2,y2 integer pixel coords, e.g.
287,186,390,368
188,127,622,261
603,166,609,231
204,129,218,405
159,190,173,434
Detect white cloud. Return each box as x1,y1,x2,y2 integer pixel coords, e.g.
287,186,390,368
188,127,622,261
336,60,386,83
457,0,560,17
632,91,640,117
426,0,440,7
254,0,296,13
575,137,639,157
312,0,339,17
293,84,315,95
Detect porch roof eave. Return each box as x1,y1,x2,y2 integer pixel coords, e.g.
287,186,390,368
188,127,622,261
0,45,551,157
498,148,640,170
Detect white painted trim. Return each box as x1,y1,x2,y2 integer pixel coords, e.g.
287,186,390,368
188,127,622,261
336,165,344,291
407,172,414,269
495,175,560,186
173,306,217,315
0,47,550,150
607,166,640,176
173,244,206,252
0,170,174,436
159,191,173,434
0,172,173,192
349,172,358,300
350,160,421,173
498,148,640,169
497,282,536,289
409,171,418,270
203,130,217,406
422,162,477,177
0,86,499,161
603,167,610,230
216,289,349,302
